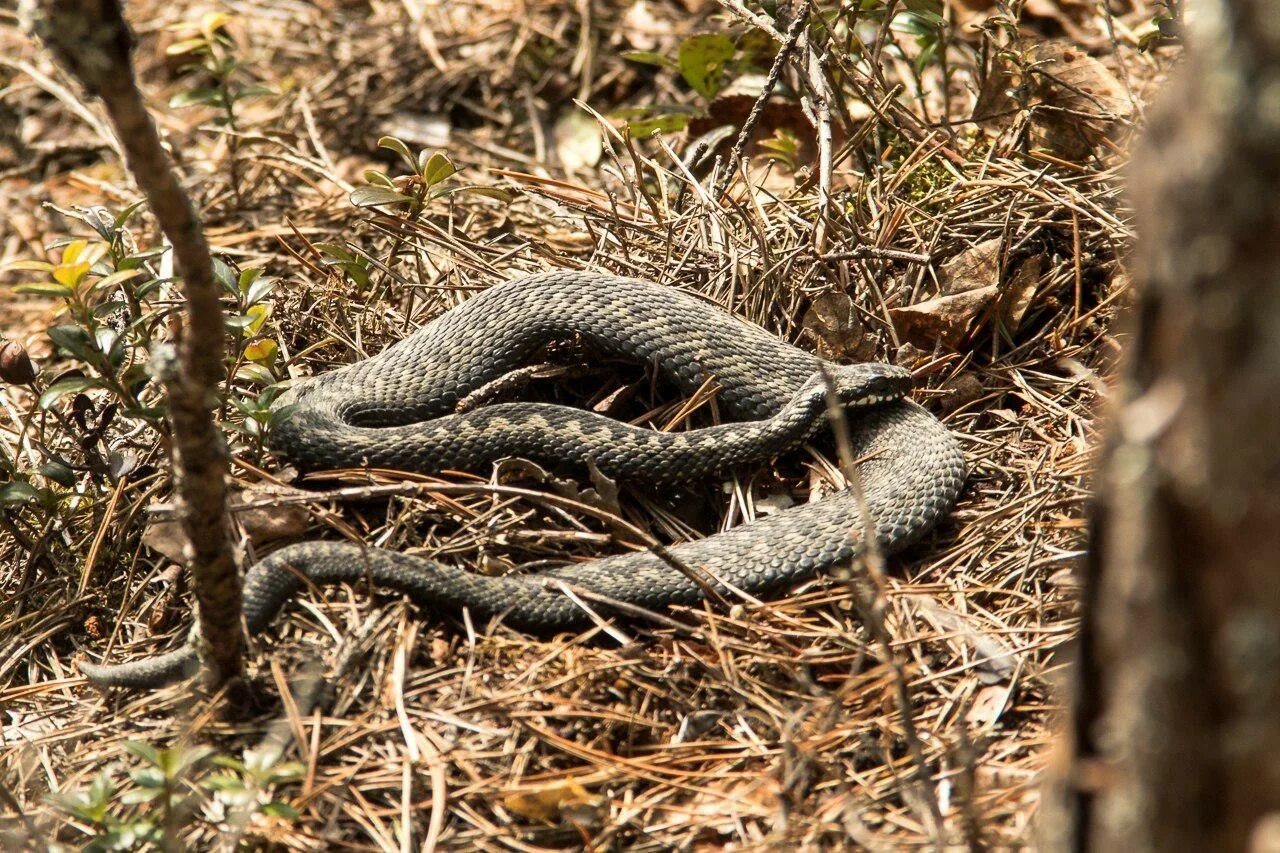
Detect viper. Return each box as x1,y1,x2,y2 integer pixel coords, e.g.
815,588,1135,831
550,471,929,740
82,273,965,688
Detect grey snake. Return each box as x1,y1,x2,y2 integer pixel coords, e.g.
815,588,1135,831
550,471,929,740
81,272,965,688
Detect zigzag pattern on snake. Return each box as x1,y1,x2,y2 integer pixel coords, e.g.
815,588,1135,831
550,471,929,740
81,273,966,688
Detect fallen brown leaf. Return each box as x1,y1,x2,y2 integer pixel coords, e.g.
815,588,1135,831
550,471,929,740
889,285,997,348
503,779,601,824
800,291,870,360
141,519,189,563
974,40,1131,161
940,237,1003,295
235,485,312,546
1028,43,1130,160
997,254,1045,334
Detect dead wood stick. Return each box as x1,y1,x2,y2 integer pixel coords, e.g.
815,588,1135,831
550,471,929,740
25,0,243,687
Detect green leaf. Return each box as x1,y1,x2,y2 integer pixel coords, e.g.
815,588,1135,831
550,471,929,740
39,376,105,409
14,281,76,299
678,33,735,98
238,265,262,293
314,242,355,263
269,403,299,426
128,768,166,790
48,792,96,821
438,185,513,203
2,259,54,273
212,256,239,296
421,151,457,188
267,761,305,782
377,136,417,172
245,275,278,306
623,113,691,135
172,744,215,774
362,169,397,189
260,801,301,820
236,83,275,99
114,200,147,230
124,741,163,767
95,328,123,367
0,482,39,504
349,186,413,207
38,462,76,488
202,773,246,792
48,325,97,363
235,363,275,385
621,50,677,69
93,268,147,292
120,788,164,805
169,87,225,108
122,405,167,421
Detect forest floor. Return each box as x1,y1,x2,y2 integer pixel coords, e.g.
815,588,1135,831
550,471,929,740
0,1,1173,849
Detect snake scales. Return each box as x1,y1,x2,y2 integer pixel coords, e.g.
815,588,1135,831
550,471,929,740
81,273,965,688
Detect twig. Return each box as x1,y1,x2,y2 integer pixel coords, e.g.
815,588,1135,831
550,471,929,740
27,0,243,688
819,367,945,842
823,247,933,265
712,8,810,200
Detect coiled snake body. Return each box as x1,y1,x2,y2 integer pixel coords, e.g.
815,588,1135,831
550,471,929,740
82,273,965,688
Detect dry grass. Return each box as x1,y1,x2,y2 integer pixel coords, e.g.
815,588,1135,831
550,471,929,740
1,0,1172,848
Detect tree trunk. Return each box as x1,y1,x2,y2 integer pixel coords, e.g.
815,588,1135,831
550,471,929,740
1061,1,1280,849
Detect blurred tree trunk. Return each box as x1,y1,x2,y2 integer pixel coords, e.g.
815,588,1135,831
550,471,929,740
1058,1,1280,849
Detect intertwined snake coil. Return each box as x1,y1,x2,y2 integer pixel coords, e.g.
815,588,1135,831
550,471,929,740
81,273,966,688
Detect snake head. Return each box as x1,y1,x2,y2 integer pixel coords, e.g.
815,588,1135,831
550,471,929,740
820,362,913,408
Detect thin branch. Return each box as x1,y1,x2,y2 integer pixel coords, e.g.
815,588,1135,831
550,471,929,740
26,0,243,688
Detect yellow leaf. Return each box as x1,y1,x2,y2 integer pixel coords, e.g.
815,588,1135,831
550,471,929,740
201,11,232,41
165,37,208,56
503,780,597,823
245,303,271,336
243,338,278,365
60,240,88,265
52,261,90,289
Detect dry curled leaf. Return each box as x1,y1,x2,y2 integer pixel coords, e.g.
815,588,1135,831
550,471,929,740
1028,43,1130,160
142,519,189,563
800,291,869,360
974,40,1131,161
234,486,311,546
889,286,997,349
493,457,622,515
503,779,601,824
997,254,1045,334
940,237,1002,295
